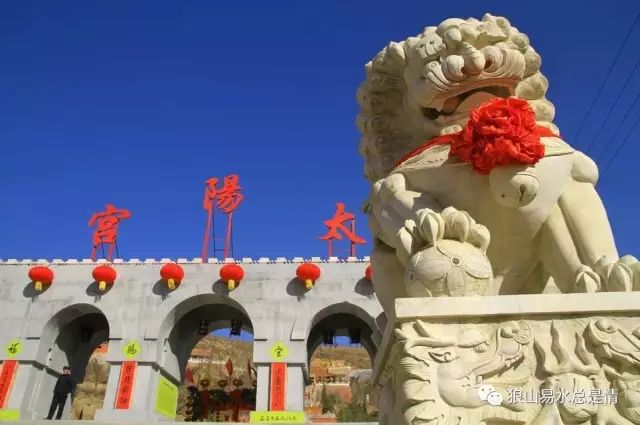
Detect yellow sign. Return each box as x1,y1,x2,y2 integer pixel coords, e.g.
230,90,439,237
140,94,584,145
0,409,20,421
4,340,22,358
250,411,305,423
155,375,178,418
122,340,141,359
269,341,289,362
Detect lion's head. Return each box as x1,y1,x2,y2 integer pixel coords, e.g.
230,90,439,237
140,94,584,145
356,13,557,182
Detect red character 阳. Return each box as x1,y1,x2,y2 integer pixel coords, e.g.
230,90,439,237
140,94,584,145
203,177,219,212
216,175,244,214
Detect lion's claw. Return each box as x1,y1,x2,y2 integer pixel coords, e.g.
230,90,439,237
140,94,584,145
414,206,490,253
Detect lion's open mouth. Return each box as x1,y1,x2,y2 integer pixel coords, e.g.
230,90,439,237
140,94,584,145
422,86,512,120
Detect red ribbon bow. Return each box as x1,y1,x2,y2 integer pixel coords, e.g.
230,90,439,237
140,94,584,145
396,97,556,174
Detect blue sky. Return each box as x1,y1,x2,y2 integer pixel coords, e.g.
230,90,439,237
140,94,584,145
2,0,640,260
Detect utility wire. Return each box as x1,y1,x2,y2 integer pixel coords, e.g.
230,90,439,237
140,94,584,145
598,89,640,165
586,55,640,158
572,14,640,144
601,99,640,178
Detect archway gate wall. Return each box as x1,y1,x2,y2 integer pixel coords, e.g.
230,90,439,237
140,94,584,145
0,257,382,422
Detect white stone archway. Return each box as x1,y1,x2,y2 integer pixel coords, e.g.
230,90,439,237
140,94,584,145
155,293,255,384
31,303,110,419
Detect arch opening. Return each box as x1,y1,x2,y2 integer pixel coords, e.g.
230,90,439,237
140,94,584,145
34,304,110,421
304,306,378,423
161,295,256,422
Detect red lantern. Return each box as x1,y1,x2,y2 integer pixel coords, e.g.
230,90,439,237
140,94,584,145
28,266,54,292
365,264,373,282
296,263,321,290
220,264,244,290
160,263,184,290
92,265,117,292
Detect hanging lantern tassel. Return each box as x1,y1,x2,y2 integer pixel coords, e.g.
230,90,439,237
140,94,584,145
161,263,185,290
28,266,54,292
220,264,245,291
296,263,321,290
305,278,313,289
92,265,117,292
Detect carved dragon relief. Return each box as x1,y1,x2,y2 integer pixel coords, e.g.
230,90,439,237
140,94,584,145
586,319,640,423
373,318,640,425
358,14,640,321
393,320,534,425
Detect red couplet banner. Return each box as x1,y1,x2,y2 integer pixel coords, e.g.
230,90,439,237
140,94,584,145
269,362,287,411
0,360,18,408
115,361,137,409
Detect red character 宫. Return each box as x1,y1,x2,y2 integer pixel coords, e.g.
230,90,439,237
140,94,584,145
88,204,131,261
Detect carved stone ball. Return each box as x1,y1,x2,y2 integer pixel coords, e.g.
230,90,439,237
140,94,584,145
404,239,493,297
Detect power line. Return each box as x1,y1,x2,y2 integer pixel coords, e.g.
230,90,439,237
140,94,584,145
597,89,640,170
601,102,640,178
572,14,640,144
585,55,640,158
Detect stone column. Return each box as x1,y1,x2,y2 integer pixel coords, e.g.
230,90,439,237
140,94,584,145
253,339,308,415
94,338,176,423
254,363,270,411
0,336,63,420
284,364,305,411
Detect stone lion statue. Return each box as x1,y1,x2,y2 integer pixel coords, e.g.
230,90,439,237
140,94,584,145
358,13,640,317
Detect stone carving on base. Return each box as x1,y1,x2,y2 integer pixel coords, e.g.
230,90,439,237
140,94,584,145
531,321,628,425
587,319,640,423
394,320,534,424
375,314,640,425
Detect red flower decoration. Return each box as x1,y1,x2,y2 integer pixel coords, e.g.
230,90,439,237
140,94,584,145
396,97,555,174
452,98,546,174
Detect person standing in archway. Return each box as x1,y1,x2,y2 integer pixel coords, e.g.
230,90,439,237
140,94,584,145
46,366,75,420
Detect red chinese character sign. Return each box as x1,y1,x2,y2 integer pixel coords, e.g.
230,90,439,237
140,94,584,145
201,175,244,260
269,362,286,411
0,360,18,409
115,361,137,409
318,202,366,257
88,204,131,261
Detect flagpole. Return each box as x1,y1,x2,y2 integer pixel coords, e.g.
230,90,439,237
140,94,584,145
201,206,213,261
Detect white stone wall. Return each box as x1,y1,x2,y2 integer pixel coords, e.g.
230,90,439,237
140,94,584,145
0,258,382,422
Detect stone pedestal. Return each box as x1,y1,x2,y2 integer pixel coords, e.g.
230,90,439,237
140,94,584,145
372,292,640,425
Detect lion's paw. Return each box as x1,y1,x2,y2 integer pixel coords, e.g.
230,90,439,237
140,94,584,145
401,207,493,297
575,265,601,293
595,255,637,292
416,206,490,251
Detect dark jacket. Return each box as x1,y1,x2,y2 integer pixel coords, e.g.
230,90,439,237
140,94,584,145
53,374,75,397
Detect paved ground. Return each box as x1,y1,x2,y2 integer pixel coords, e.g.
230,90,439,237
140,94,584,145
21,422,379,425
